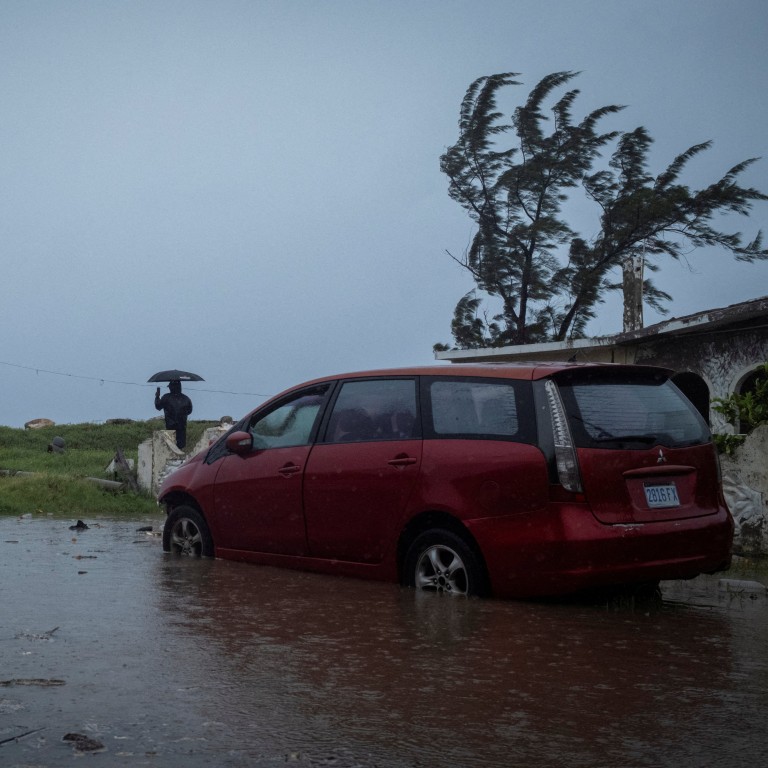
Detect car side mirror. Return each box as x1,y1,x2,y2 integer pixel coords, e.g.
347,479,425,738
226,430,254,456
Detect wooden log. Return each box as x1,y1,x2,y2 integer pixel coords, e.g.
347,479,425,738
114,448,140,492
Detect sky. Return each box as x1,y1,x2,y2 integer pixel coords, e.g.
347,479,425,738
1,0,767,428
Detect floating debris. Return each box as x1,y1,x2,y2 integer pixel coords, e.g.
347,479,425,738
63,732,105,752
0,727,44,746
15,626,59,641
0,678,65,687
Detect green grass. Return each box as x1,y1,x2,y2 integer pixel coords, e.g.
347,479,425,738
0,419,217,517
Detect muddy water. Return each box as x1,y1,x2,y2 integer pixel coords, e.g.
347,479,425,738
1,515,767,767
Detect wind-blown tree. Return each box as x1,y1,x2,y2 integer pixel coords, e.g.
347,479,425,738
438,71,768,348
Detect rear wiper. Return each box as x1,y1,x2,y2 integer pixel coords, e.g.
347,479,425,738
591,434,657,445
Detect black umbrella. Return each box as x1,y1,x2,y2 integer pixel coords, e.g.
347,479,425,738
147,369,205,383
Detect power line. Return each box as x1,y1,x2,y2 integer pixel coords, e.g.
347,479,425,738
0,359,270,398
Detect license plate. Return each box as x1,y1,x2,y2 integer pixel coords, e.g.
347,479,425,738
644,483,680,508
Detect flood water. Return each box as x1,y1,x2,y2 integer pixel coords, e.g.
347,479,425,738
1,515,767,767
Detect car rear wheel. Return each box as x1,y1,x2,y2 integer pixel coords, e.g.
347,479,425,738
163,506,214,557
404,529,486,597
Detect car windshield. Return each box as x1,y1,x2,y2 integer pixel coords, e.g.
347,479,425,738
555,369,710,449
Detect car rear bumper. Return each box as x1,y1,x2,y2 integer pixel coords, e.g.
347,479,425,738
466,503,734,599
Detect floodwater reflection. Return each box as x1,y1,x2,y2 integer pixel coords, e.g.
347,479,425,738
154,552,768,767
1,516,767,767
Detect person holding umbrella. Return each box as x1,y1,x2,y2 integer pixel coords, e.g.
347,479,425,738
148,369,202,450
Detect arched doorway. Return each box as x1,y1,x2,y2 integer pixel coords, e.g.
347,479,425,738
672,372,710,425
735,364,768,433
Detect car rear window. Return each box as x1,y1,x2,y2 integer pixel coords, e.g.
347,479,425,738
426,378,536,443
554,369,710,448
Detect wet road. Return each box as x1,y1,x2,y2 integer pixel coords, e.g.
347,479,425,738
1,515,767,767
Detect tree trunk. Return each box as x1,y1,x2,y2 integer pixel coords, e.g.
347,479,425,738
622,253,644,332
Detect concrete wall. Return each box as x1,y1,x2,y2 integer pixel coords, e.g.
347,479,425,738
721,424,768,557
138,425,231,496
137,430,185,495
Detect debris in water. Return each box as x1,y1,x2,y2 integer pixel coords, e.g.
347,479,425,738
15,626,59,641
63,732,105,752
0,678,66,687
0,727,44,746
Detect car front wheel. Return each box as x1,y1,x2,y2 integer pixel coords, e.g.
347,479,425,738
162,506,214,557
404,529,486,597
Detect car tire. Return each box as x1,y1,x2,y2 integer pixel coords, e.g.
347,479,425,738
162,506,214,557
404,529,487,597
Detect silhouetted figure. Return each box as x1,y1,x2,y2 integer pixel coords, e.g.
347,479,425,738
155,380,193,449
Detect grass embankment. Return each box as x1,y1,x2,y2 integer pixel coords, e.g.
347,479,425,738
0,420,216,517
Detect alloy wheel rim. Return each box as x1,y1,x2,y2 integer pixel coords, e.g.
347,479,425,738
415,544,468,595
171,518,202,556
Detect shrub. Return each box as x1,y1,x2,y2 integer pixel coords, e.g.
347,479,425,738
713,362,768,437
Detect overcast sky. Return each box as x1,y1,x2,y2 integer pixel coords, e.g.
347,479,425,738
1,0,767,428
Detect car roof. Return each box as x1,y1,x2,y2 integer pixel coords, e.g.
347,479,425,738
241,361,673,417
282,361,670,390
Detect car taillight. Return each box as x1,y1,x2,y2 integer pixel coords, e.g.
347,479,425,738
544,379,582,493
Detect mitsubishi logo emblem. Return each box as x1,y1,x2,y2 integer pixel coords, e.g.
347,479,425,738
657,448,667,464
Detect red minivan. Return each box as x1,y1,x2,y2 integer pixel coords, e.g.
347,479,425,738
158,363,733,599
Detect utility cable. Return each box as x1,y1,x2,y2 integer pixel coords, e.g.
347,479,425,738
0,359,270,398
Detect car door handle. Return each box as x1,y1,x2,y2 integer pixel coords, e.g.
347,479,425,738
278,464,302,477
388,455,417,467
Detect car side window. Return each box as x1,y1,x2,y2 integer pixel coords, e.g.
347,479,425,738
427,378,535,443
248,385,330,449
325,379,418,443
